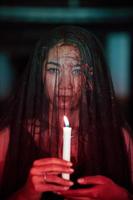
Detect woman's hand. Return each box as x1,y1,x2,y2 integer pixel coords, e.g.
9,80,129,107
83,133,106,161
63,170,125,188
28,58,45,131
22,158,74,200
60,175,130,200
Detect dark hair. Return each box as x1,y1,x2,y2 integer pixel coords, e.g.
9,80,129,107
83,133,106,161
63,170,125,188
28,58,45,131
0,26,132,199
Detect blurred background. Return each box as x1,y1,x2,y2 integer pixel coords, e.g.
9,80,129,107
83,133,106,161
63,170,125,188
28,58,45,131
0,0,133,128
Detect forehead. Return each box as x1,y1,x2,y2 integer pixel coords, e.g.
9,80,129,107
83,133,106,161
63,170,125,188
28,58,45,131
47,44,81,60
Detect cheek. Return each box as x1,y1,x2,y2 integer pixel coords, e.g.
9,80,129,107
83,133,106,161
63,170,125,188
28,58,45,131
73,77,82,95
45,75,56,100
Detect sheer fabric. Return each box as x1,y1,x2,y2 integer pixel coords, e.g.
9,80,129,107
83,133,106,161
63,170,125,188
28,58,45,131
0,26,133,199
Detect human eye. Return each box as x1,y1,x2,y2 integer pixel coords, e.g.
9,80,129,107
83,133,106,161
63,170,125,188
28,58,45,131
47,65,60,75
72,65,81,76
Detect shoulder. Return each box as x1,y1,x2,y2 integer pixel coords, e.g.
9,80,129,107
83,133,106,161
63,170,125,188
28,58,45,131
0,127,10,161
0,127,10,144
0,127,10,181
122,127,133,186
122,127,133,150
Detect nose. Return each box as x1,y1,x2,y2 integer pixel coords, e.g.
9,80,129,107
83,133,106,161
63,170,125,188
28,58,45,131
58,69,72,90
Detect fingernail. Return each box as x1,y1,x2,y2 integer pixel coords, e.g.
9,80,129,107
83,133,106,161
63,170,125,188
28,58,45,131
78,178,84,183
69,168,74,172
69,181,74,186
64,187,69,190
56,192,61,195
67,162,73,166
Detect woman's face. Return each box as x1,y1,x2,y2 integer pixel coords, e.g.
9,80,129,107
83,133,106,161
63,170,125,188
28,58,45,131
43,44,83,110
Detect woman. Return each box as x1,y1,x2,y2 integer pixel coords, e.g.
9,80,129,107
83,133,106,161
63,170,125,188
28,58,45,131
0,26,133,199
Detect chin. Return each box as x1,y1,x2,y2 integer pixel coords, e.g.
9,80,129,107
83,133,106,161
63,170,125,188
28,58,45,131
49,97,80,111
56,102,79,111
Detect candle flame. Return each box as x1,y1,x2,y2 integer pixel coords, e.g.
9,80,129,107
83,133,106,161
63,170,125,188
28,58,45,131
64,115,69,127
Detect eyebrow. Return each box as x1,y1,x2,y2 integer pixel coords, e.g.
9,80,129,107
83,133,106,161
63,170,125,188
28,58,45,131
46,61,82,67
46,61,60,67
73,64,82,67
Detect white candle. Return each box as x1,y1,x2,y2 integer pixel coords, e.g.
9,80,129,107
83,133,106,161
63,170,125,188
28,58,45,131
62,115,72,180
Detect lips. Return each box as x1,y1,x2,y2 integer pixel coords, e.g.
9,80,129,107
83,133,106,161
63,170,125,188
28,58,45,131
58,90,73,97
58,96,72,101
55,95,72,103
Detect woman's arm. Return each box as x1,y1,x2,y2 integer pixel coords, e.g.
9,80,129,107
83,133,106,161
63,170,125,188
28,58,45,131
0,127,10,182
122,127,133,190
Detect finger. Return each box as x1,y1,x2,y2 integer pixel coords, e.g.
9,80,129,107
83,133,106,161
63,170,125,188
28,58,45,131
30,175,73,188
34,183,70,192
47,171,60,175
33,158,72,167
61,188,99,198
44,175,74,187
31,175,43,184
63,195,96,200
77,175,113,185
30,165,74,176
63,197,95,200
